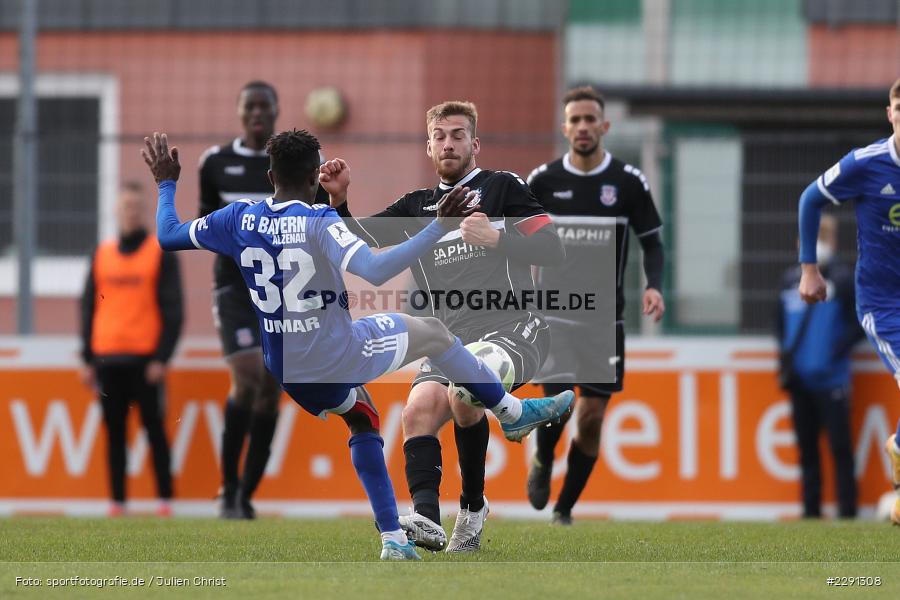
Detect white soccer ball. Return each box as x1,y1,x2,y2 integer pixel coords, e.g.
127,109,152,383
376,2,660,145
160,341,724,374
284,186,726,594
305,86,346,128
876,490,897,521
448,341,516,408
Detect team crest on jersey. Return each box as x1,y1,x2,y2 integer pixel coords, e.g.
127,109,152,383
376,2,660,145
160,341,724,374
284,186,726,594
600,185,618,206
466,189,482,208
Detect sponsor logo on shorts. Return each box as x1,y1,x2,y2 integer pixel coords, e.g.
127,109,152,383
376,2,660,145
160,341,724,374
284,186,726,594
236,328,255,348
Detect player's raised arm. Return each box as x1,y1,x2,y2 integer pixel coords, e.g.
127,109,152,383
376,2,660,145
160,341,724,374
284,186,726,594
141,132,195,251
797,180,830,304
144,132,237,254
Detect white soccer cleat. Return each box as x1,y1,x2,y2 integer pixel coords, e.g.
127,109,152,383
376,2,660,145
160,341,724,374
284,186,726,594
445,497,489,553
398,512,447,551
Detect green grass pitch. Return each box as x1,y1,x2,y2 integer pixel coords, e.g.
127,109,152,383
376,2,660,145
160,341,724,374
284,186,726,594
2,517,900,599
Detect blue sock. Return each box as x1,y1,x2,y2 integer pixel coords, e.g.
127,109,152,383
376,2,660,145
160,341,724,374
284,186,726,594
429,338,504,409
349,432,400,534
895,418,900,449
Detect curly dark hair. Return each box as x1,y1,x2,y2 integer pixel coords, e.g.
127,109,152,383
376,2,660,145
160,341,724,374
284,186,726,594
265,129,321,188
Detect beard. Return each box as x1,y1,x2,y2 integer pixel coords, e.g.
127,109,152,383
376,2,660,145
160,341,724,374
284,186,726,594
434,149,474,182
572,141,599,157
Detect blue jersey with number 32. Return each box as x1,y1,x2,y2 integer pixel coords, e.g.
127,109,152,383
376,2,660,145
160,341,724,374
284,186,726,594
816,136,900,311
188,197,367,381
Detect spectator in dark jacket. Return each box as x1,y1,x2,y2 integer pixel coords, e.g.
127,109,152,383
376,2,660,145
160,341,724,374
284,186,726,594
776,214,863,518
80,181,183,516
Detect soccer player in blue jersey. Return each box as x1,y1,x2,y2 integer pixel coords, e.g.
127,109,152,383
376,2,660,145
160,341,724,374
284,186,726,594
798,78,900,524
141,130,573,558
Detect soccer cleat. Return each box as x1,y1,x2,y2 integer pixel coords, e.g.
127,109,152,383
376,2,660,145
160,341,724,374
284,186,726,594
446,497,489,553
156,500,173,518
107,502,125,518
501,391,574,443
884,435,900,525
380,539,422,561
527,455,552,510
217,486,242,519
551,511,572,526
237,488,257,520
398,512,447,551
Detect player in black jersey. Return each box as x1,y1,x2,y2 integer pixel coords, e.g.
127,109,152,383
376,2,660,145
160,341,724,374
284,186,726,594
332,101,564,552
198,81,329,519
526,86,665,524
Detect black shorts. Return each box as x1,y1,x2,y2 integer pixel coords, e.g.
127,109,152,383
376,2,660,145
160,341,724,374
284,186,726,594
537,321,624,397
212,284,261,357
412,312,551,390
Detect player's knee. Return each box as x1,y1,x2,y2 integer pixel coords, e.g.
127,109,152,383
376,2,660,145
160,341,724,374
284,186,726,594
343,392,380,435
344,411,378,436
253,373,282,413
402,397,442,438
228,361,263,406
576,401,605,441
419,317,455,356
450,397,484,427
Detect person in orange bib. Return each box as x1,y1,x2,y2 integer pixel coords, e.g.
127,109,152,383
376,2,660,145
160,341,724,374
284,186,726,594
80,181,184,517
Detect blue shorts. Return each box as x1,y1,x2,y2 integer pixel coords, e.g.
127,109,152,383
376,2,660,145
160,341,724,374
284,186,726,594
859,307,900,379
282,313,409,417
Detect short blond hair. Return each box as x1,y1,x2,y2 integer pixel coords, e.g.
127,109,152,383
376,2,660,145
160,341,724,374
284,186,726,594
426,101,478,136
890,78,900,101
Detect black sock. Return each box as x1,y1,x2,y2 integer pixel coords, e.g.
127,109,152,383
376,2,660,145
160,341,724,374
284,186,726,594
554,444,598,516
240,410,279,498
404,435,442,524
454,416,488,512
222,400,252,494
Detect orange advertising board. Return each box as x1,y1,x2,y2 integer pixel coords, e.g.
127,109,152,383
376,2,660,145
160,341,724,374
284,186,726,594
0,337,897,519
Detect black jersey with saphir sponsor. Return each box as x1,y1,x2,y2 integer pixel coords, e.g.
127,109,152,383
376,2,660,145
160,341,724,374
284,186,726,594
198,138,328,288
527,153,662,320
339,168,551,333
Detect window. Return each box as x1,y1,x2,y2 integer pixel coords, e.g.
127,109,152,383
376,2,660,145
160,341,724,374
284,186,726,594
0,74,118,296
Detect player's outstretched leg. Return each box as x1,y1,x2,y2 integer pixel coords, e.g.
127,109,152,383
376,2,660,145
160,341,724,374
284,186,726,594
340,387,420,560
397,316,574,441
885,432,900,525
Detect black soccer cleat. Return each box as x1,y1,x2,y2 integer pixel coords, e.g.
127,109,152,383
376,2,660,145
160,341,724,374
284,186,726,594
237,488,256,520
217,486,241,519
527,455,552,510
551,511,572,526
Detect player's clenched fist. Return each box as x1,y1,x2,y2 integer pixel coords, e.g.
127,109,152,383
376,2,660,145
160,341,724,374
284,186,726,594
798,264,827,304
319,158,351,206
459,211,499,247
